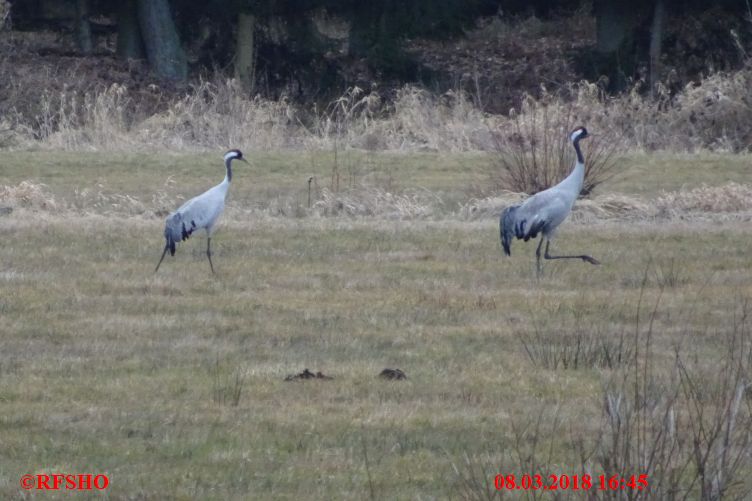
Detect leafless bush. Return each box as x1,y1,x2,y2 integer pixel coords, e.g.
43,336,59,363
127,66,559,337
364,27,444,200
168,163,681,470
593,289,752,500
516,295,633,370
519,328,633,371
652,258,686,289
490,84,625,197
450,406,571,501
453,284,752,500
450,451,507,501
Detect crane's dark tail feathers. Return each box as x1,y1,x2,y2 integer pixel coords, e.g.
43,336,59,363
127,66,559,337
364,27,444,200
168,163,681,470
167,233,176,256
500,206,518,256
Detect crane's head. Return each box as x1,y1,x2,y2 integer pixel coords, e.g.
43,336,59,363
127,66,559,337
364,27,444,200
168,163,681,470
224,149,249,164
570,127,589,143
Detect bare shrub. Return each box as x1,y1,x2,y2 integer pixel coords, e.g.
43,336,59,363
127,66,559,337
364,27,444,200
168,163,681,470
652,258,686,289
519,329,633,371
593,297,752,499
449,407,564,501
490,84,624,197
516,297,633,370
449,451,505,501
453,285,752,500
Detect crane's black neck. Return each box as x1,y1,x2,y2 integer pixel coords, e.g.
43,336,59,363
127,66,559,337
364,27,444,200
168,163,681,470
572,138,584,164
224,157,233,182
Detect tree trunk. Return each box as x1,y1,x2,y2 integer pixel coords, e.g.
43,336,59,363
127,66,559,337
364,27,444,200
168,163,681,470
117,0,145,60
137,0,187,81
649,0,665,97
75,0,92,54
594,0,633,54
594,0,638,91
234,12,256,93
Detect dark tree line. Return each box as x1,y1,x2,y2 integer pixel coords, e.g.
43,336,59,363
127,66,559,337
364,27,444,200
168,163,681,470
7,0,751,97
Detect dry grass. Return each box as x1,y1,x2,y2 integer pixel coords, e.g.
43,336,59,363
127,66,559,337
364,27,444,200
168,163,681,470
0,151,751,499
3,64,752,156
1,211,751,499
4,177,752,225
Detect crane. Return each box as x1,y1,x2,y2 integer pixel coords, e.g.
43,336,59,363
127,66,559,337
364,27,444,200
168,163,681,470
500,127,600,275
155,149,248,273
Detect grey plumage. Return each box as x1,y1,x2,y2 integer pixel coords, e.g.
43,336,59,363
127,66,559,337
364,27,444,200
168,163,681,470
499,127,600,274
155,149,248,273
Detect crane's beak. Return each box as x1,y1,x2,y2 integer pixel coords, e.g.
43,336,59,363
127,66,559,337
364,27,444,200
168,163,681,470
240,158,250,164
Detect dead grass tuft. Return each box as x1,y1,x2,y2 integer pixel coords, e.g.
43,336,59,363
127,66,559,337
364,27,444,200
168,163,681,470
571,194,655,221
312,185,443,219
655,182,752,216
376,87,492,151
4,177,752,225
0,181,57,211
136,78,297,151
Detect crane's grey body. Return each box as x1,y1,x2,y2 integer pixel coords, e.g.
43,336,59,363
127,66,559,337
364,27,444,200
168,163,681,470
500,127,600,274
155,149,248,273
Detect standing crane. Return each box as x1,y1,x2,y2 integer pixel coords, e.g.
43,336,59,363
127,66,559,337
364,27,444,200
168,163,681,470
500,127,600,275
155,149,248,273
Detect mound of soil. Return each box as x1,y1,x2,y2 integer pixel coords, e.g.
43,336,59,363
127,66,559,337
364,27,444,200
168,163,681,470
379,368,407,380
284,369,334,381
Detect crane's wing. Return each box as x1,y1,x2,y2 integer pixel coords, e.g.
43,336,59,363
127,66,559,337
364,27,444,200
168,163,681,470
163,194,221,255
500,205,519,256
500,191,572,256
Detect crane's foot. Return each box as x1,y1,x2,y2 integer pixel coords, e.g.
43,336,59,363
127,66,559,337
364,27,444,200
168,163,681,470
581,256,600,265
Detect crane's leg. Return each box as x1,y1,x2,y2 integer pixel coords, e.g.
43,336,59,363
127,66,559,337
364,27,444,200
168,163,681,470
154,244,169,273
544,241,600,265
535,237,545,277
206,237,215,273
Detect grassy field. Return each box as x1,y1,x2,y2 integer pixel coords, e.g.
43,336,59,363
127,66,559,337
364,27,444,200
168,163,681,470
1,150,752,499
